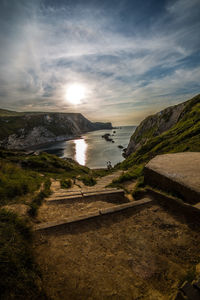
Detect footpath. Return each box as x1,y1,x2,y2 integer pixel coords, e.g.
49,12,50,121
35,171,152,232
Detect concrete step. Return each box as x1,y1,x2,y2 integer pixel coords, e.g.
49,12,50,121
46,189,126,204
48,191,83,198
50,188,119,198
144,152,200,204
35,198,153,233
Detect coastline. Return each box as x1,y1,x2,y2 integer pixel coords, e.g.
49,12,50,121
26,135,82,151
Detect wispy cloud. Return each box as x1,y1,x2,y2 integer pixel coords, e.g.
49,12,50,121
0,0,199,124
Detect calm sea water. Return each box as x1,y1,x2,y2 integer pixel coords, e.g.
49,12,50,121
38,126,136,169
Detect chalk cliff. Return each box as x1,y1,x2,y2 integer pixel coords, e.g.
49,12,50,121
126,99,188,156
0,110,112,149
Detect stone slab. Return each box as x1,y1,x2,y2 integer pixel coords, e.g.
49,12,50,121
51,191,82,196
46,195,83,204
46,189,127,205
35,211,100,232
34,198,153,233
100,198,152,215
144,152,200,204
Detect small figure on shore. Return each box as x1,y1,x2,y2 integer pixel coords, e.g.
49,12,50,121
106,161,112,170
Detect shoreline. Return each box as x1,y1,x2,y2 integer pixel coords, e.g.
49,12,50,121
23,126,134,169
26,135,82,151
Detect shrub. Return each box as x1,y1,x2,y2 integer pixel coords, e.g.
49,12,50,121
60,179,72,189
28,178,51,217
112,165,144,185
80,175,97,186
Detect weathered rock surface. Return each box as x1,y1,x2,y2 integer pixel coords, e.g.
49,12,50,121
144,152,200,204
0,110,112,149
126,100,186,156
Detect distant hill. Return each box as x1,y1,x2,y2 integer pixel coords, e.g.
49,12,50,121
0,110,112,149
0,108,24,117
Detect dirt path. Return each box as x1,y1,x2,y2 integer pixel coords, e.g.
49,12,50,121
34,204,200,300
34,171,200,299
37,171,125,223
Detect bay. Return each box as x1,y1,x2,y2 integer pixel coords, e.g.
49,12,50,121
37,126,136,169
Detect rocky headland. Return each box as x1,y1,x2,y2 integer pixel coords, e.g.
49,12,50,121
0,109,112,149
125,96,193,156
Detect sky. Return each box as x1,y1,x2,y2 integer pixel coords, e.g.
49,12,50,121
0,0,200,125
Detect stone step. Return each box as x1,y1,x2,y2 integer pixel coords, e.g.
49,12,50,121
35,198,153,233
50,188,119,198
49,191,83,198
46,189,126,204
144,152,200,204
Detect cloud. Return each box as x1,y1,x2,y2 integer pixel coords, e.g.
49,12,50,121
0,0,199,125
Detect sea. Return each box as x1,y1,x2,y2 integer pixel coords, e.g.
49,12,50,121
37,126,136,169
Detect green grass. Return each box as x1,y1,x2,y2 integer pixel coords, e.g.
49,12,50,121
21,152,90,178
0,149,90,178
0,209,47,300
91,168,113,178
0,149,95,298
120,94,200,171
0,108,23,117
79,175,97,186
28,179,52,217
60,178,72,189
0,161,43,206
111,164,144,185
0,149,92,209
111,94,200,187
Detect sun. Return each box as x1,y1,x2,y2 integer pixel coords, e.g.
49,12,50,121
66,84,86,105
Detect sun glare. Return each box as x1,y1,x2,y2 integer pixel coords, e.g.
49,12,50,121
66,84,86,105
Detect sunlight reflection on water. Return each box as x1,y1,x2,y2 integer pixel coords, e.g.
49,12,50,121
74,138,87,165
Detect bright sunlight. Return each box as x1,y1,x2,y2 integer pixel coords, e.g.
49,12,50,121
66,83,86,105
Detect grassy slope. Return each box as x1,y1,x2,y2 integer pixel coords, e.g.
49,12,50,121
0,209,48,300
115,94,200,183
0,149,91,207
0,108,23,117
0,149,95,299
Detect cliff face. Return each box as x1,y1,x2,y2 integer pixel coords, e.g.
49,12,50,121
126,99,189,156
0,111,112,149
120,94,200,170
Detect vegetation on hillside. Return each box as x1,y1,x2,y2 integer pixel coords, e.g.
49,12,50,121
0,149,96,299
0,114,76,138
79,174,97,186
0,108,23,117
0,160,43,206
114,94,200,184
0,149,91,208
1,94,199,298
28,178,52,217
0,209,47,300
